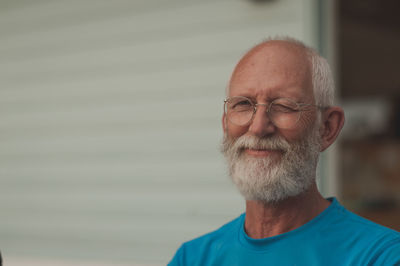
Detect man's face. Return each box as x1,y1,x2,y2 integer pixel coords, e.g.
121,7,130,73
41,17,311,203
222,42,322,203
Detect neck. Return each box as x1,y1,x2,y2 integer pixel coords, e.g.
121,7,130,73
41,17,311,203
244,183,330,239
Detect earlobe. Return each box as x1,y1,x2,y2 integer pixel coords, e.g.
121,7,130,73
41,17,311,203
319,107,345,151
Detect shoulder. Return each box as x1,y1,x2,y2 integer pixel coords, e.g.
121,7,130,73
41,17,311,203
168,213,244,266
326,199,400,264
328,199,399,237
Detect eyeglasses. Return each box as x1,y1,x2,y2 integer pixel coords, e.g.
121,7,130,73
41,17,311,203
224,96,320,129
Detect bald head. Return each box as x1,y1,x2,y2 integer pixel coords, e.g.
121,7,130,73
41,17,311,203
227,38,335,107
231,40,310,85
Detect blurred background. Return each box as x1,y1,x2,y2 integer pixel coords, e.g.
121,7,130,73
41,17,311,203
0,0,399,265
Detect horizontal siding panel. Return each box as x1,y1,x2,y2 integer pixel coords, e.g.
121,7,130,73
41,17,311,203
1,22,302,88
0,0,316,264
0,0,299,48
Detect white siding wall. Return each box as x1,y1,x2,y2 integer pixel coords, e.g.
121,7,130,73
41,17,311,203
0,0,318,264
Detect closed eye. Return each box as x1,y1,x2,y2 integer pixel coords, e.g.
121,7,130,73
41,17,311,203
271,103,299,113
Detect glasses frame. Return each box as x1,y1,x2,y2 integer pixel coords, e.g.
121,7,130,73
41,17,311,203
223,96,322,128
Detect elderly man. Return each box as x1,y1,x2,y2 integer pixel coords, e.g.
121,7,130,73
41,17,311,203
169,38,400,265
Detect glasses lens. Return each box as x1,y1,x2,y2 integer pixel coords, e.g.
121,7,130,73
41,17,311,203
225,97,254,125
269,98,301,129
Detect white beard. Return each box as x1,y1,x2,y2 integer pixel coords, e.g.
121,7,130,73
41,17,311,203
221,127,321,203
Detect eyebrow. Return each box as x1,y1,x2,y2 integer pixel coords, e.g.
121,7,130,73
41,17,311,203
231,95,280,103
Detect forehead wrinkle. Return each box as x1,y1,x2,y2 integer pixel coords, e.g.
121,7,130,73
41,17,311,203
230,41,308,79
228,41,313,102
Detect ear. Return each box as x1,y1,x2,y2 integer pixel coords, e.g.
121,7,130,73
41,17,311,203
319,106,345,152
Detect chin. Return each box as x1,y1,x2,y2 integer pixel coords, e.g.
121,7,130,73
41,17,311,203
229,154,316,204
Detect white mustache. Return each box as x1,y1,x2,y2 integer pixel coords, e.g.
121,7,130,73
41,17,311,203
230,135,291,153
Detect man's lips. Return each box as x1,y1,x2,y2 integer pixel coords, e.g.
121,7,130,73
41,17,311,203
244,148,280,157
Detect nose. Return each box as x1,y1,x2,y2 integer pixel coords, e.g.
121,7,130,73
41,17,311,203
248,104,277,137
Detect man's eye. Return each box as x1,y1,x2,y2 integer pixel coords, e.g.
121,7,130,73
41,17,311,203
232,101,251,109
271,104,298,113
236,101,251,106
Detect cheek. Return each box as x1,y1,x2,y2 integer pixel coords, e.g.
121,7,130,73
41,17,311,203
277,128,300,142
226,123,249,139
297,110,317,129
279,112,319,141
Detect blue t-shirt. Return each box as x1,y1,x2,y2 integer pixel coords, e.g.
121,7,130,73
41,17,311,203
169,198,400,265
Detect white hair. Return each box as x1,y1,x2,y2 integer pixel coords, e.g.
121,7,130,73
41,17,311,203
226,37,335,107
308,48,335,107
